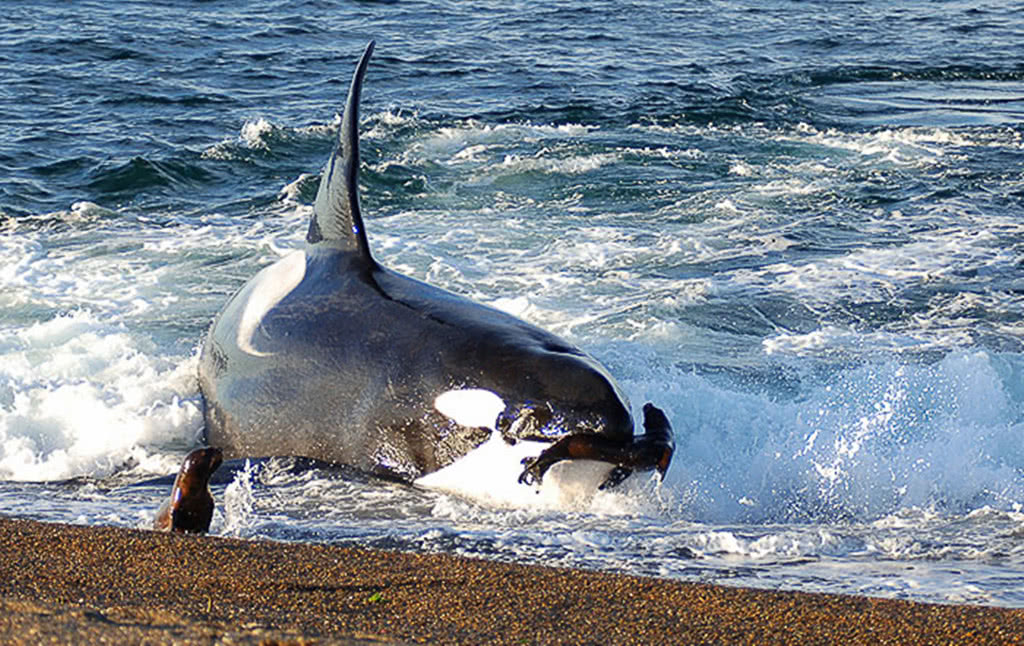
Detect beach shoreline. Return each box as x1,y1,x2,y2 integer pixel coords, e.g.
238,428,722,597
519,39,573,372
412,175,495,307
1,515,1021,645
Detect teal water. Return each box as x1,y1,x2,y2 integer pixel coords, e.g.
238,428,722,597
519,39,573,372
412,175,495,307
3,0,1024,606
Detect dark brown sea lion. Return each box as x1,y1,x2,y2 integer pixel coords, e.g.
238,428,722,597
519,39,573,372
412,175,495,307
154,447,223,534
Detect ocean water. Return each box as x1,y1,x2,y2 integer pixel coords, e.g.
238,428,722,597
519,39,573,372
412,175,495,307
3,0,1024,607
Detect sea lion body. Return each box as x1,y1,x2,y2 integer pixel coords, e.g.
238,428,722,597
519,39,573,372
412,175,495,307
154,447,223,534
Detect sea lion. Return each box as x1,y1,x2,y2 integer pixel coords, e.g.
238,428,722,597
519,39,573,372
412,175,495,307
197,42,674,496
154,447,223,534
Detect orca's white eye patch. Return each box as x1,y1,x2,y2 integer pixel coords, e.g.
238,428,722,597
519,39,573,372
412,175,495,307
434,389,505,431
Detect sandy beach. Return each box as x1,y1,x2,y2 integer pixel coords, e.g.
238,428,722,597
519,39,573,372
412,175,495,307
0,515,1021,645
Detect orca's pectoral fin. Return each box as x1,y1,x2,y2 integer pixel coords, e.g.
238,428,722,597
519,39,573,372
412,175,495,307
517,403,675,487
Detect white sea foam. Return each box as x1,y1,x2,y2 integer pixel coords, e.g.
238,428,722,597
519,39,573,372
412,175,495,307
0,202,117,232
277,173,317,202
495,151,621,175
201,118,272,159
202,115,342,162
626,349,1024,524
240,117,275,149
220,459,258,536
725,215,1022,327
297,113,343,137
0,311,202,481
389,120,598,171
782,123,984,165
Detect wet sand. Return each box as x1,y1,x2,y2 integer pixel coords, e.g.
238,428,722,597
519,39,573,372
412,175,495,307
1,515,1021,645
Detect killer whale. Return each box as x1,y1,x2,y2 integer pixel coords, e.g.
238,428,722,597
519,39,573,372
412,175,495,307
198,42,674,491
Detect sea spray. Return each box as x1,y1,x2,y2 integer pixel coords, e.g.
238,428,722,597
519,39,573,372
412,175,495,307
221,459,258,536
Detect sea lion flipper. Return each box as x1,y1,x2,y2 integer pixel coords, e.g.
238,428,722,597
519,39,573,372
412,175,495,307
518,403,675,486
308,39,376,262
598,466,633,490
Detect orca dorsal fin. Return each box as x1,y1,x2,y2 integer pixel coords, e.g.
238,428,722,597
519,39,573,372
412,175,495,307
307,41,375,261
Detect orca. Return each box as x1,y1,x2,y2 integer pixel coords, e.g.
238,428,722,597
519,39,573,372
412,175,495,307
198,42,674,496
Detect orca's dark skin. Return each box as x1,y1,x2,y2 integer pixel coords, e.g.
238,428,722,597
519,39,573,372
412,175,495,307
198,42,674,488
